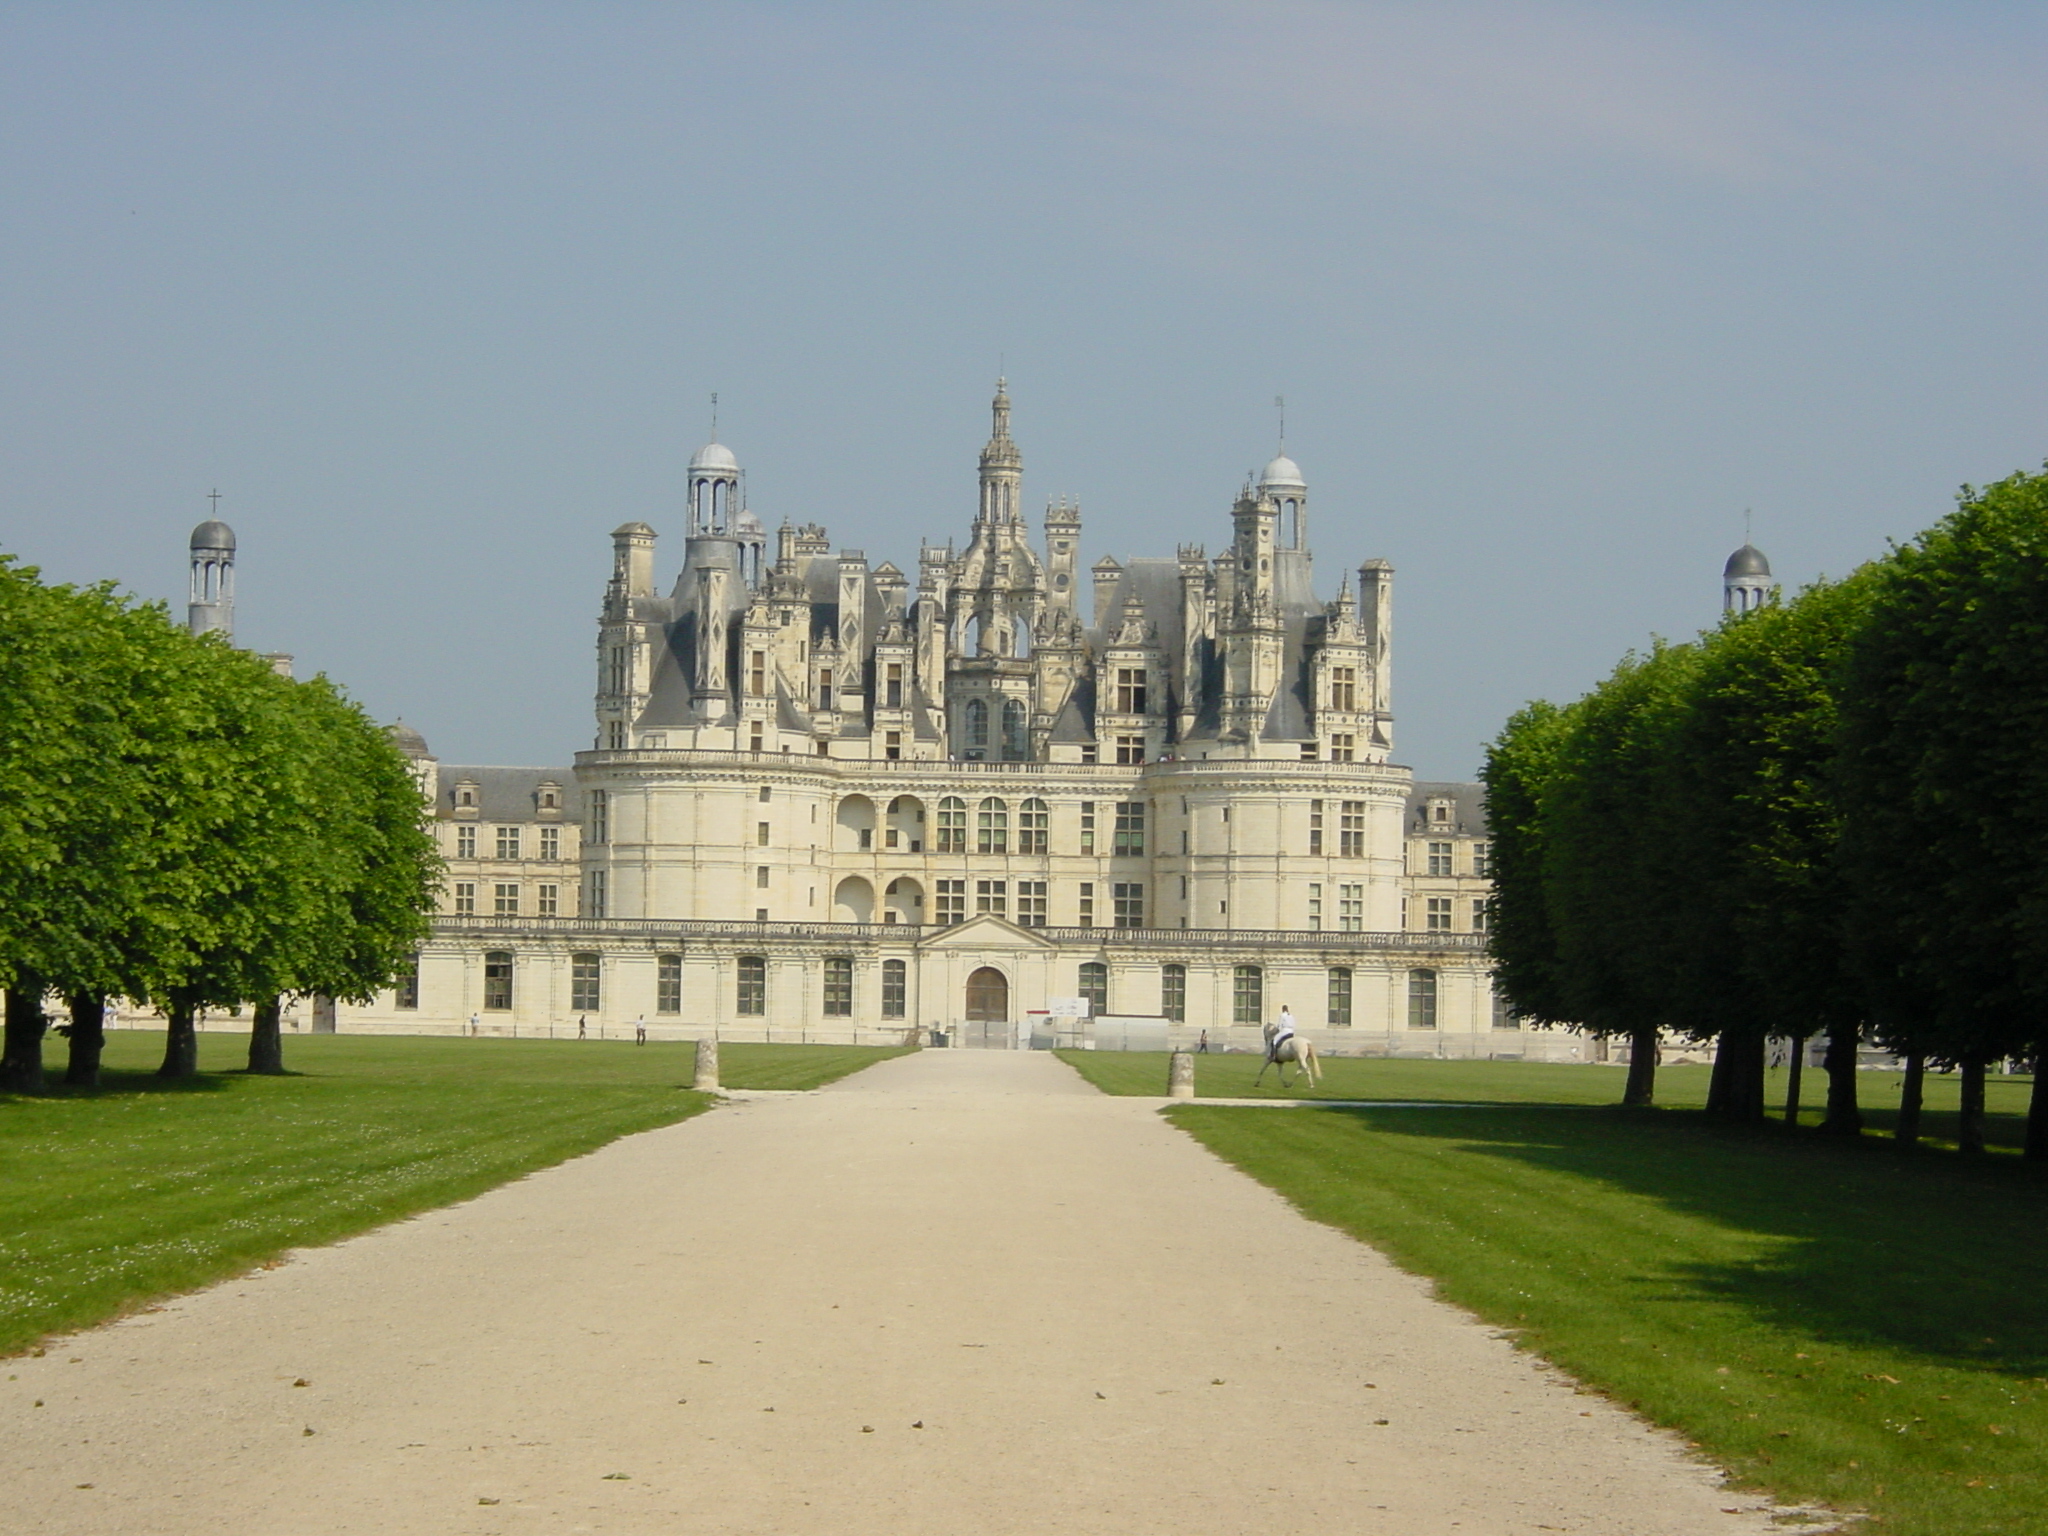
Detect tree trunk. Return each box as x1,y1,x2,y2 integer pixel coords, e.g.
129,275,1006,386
1783,1036,1805,1128
1818,1021,1864,1135
246,997,285,1075
1622,1024,1659,1107
1,975,50,1094
64,992,106,1087
158,999,199,1079
2026,1058,2048,1162
1706,1029,1737,1116
1707,1031,1767,1122
1896,1053,1925,1147
1957,1054,1987,1157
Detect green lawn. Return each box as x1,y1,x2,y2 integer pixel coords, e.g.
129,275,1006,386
1,1031,905,1356
1166,1099,2048,1536
1057,1050,2038,1151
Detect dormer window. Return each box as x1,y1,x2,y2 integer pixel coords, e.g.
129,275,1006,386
538,785,560,812
1431,801,1452,824
455,783,478,810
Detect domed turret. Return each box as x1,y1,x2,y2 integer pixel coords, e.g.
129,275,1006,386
1257,452,1308,550
386,719,432,759
1724,542,1774,614
188,506,236,638
1258,454,1305,492
190,520,236,553
688,441,739,475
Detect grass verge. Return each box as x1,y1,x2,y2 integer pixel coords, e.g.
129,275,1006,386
1,1031,906,1356
1055,1050,2037,1151
1166,1100,2048,1536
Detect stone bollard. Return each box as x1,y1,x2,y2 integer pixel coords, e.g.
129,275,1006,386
1168,1049,1195,1100
694,1036,720,1092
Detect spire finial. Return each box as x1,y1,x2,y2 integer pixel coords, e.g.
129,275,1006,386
1745,507,1753,545
1275,394,1286,453
710,391,719,443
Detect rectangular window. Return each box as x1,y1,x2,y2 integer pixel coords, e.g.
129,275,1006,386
1473,842,1492,878
1473,898,1491,933
937,799,967,853
483,951,513,1011
1080,742,1098,765
1115,667,1148,714
1408,969,1439,1029
657,953,682,1014
750,650,767,697
1079,802,1097,854
936,879,966,926
1308,883,1323,931
756,864,770,888
456,825,477,859
976,879,1008,918
1329,665,1356,711
395,954,420,1010
571,952,601,1012
818,672,833,712
1233,965,1264,1025
1492,985,1518,1031
1427,841,1453,876
1016,880,1047,927
1327,966,1353,1026
537,883,558,917
494,882,519,917
1113,802,1146,856
496,826,520,860
757,821,771,846
588,790,608,846
759,785,772,802
823,956,854,1017
1339,883,1363,932
1331,733,1355,763
1117,735,1145,766
1077,881,1095,927
1300,741,1319,761
881,958,907,1019
1161,963,1186,1023
1308,799,1324,856
885,730,902,760
539,826,560,861
607,645,627,695
885,662,903,709
1018,799,1048,853
1078,962,1108,1016
1340,801,1365,858
607,720,626,750
586,869,607,918
1112,881,1144,929
737,955,766,1016
1427,896,1453,931
453,881,476,915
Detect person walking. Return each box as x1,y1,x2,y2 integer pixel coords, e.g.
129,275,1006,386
635,1016,647,1045
1197,1029,1210,1054
577,1014,587,1040
469,1011,480,1037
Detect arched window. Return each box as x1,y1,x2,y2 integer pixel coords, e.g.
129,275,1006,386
1078,961,1109,1017
1407,969,1438,1030
977,797,1009,855
1018,798,1048,853
881,958,908,1019
1002,697,1028,759
1232,965,1263,1025
965,697,989,751
936,797,967,853
1160,963,1186,1022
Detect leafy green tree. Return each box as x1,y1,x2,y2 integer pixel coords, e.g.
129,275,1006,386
1674,570,1881,1130
1482,700,1579,1029
1837,468,2048,1158
1540,642,1704,1107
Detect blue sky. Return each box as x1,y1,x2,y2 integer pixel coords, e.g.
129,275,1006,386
4,2,2045,778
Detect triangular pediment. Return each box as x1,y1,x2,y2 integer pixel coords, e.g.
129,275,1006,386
916,913,1058,951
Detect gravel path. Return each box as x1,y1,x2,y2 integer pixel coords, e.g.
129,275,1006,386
6,1050,1797,1534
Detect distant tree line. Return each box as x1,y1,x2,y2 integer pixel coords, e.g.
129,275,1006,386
0,556,441,1091
1484,467,2048,1160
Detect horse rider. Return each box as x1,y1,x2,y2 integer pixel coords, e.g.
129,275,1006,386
1271,1004,1297,1056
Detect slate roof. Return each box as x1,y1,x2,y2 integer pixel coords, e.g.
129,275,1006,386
1405,780,1488,837
435,765,582,822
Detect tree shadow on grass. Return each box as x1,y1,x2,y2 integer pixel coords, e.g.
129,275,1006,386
4,1067,239,1102
1321,1102,2048,1380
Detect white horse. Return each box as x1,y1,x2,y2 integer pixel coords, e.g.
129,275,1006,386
1253,1020,1320,1089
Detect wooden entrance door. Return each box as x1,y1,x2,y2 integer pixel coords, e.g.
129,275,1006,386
964,966,1009,1022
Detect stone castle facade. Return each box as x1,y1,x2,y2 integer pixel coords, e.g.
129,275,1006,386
342,386,1542,1054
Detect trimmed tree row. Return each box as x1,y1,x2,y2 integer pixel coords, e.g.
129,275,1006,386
1484,468,2048,1158
0,557,441,1090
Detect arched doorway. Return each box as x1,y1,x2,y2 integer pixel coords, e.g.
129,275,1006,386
965,966,1009,1022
